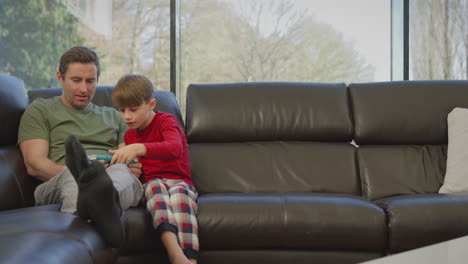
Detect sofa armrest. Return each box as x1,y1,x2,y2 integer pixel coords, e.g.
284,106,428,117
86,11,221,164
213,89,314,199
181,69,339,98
0,146,39,210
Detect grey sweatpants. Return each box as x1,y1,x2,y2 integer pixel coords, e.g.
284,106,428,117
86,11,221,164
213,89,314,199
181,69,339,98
34,164,144,214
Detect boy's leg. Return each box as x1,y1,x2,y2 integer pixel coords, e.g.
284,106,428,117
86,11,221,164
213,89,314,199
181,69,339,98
161,230,195,264
167,180,199,260
145,179,177,233
146,179,194,264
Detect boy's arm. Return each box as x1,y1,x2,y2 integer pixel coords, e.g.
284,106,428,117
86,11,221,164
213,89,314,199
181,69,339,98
19,139,67,182
142,116,185,160
143,125,183,160
109,126,182,162
110,117,184,163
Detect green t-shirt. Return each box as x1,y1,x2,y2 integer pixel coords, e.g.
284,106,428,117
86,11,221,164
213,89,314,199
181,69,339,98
18,96,127,165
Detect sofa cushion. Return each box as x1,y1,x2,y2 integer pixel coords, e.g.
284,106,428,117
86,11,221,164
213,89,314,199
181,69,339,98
0,232,94,264
0,147,38,210
0,74,29,147
186,82,352,143
376,194,468,252
199,250,382,264
358,145,446,200
197,193,386,251
440,108,468,194
349,80,468,145
190,142,360,195
0,205,116,263
120,207,163,252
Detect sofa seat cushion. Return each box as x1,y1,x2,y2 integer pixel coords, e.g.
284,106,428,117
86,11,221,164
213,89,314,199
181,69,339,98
0,232,94,264
0,204,60,215
376,194,468,252
0,205,116,263
197,193,386,250
121,207,164,252
199,249,382,264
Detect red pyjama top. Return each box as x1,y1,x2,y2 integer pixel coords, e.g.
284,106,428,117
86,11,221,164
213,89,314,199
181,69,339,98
124,111,193,186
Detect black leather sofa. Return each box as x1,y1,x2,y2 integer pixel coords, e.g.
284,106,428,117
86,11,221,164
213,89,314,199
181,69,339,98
1,72,468,264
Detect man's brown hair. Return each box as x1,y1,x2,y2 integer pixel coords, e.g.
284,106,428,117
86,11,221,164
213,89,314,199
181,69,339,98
112,74,154,108
58,46,100,79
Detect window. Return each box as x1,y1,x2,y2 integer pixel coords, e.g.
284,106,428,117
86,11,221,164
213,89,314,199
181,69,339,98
1,0,466,106
409,0,468,80
0,0,171,91
178,0,391,112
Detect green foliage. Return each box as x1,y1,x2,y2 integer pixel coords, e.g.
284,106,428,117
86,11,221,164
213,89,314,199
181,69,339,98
0,0,82,89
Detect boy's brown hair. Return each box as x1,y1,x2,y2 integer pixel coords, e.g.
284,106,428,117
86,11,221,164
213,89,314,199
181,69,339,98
59,46,100,80
112,74,154,108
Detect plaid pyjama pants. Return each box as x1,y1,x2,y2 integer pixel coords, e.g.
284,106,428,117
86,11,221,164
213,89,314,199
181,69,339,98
144,178,199,259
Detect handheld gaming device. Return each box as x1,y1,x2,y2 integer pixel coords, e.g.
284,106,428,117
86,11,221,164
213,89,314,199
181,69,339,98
88,155,139,164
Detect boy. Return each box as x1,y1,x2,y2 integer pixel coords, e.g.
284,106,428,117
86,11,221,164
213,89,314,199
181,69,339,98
110,74,198,264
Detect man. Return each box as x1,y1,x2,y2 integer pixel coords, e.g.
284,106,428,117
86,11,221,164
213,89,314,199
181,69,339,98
18,46,143,248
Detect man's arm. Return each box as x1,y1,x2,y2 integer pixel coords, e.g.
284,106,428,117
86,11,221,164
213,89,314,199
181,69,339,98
19,139,66,182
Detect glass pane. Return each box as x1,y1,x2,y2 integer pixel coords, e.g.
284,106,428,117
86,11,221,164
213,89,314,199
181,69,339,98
0,0,171,91
409,0,468,80
179,0,391,111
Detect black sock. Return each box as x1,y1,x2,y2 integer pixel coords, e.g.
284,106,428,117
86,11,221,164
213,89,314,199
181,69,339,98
65,135,125,248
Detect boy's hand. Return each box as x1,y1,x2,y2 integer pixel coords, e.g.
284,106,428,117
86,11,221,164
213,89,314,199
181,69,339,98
108,143,145,165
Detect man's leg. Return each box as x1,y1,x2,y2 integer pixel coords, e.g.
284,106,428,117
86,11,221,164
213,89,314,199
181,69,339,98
65,135,125,248
34,163,142,219
34,168,78,214
106,163,143,210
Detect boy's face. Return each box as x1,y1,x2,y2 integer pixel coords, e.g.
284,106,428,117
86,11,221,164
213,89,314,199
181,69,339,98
58,62,97,110
119,98,156,130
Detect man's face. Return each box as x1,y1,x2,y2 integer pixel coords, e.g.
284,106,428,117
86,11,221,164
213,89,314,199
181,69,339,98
58,62,98,110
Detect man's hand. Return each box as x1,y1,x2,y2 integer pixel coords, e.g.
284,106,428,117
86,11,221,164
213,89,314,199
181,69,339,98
128,162,142,178
98,159,110,168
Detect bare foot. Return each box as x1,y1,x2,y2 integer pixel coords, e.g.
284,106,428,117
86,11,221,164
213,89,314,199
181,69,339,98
169,253,192,264
161,231,194,264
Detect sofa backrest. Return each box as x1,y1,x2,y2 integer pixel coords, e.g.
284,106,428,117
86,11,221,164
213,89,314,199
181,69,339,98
350,80,468,200
186,82,360,196
0,74,37,210
28,86,184,128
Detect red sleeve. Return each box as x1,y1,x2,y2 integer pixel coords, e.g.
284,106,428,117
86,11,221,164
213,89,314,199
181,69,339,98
144,115,184,160
124,130,130,145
